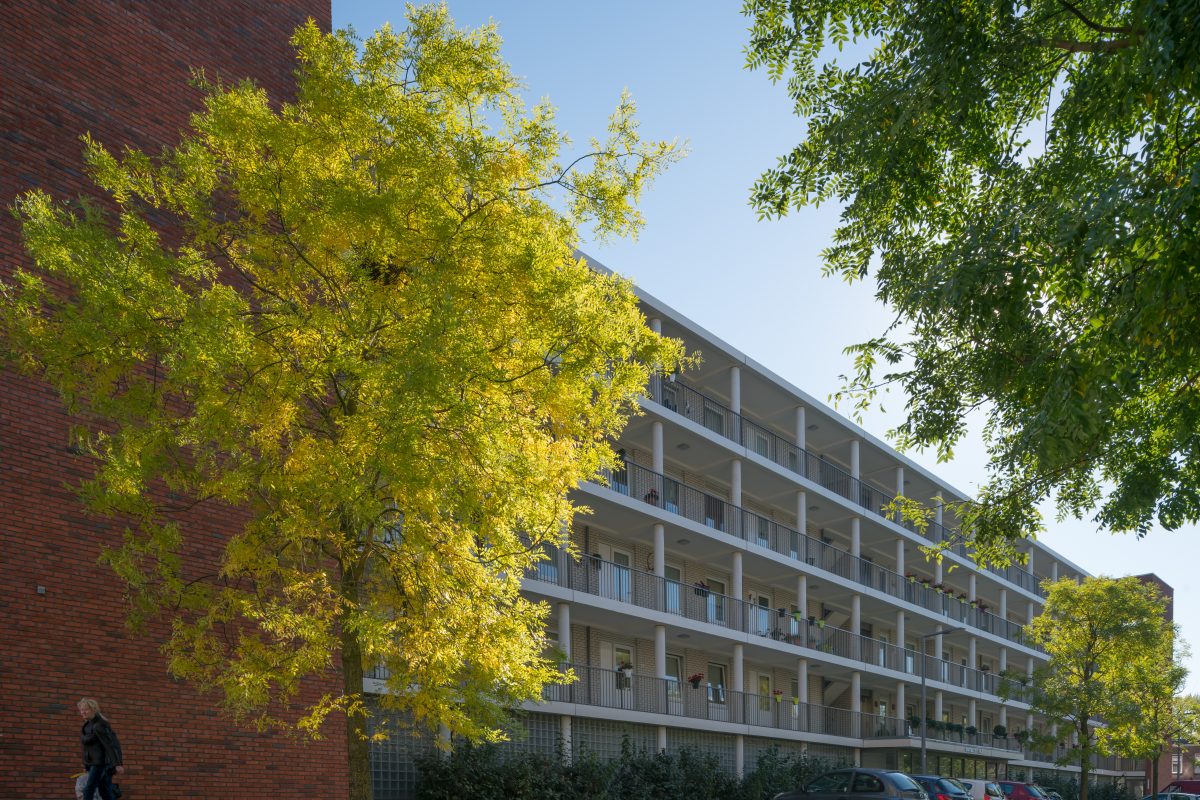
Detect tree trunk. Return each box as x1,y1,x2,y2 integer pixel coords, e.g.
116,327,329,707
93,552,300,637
342,625,373,800
1079,742,1089,800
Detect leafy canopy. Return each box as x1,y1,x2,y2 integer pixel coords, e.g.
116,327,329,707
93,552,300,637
1004,576,1176,800
1,5,684,751
744,0,1200,563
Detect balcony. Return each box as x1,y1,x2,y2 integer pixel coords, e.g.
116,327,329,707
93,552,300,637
541,663,1021,751
594,459,1037,651
647,376,1046,599
528,552,1028,700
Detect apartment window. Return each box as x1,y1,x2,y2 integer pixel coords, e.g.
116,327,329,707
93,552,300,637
661,382,679,413
706,578,726,624
703,399,725,436
664,565,682,615
665,654,683,698
707,662,727,703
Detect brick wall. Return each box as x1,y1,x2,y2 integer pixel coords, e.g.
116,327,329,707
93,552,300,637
0,2,345,798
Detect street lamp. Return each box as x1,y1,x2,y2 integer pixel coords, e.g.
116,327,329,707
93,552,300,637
918,626,966,774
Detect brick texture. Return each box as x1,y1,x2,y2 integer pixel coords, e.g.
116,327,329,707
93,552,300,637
0,3,348,798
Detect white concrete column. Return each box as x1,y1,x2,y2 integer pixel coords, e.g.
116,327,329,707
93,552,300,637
968,637,977,678
733,644,744,693
653,523,665,577
735,735,745,779
935,558,943,585
796,406,807,451
896,538,905,576
798,574,809,621
655,624,667,679
730,366,741,415
896,682,906,718
933,632,944,665
1026,712,1035,734
798,658,809,703
652,420,664,474
561,716,573,765
935,500,944,527
850,517,861,558
1027,656,1035,679
851,594,862,637
1000,589,1008,620
895,466,905,523
999,706,1008,729
934,689,944,721
896,610,906,652
850,438,861,480
1052,561,1059,581
968,574,977,602
557,603,572,661
731,458,742,506
999,646,1008,674
732,552,743,608
969,698,977,729
1027,601,1035,625
439,724,451,750
657,725,667,753
797,490,808,537
851,671,862,737
1027,545,1035,578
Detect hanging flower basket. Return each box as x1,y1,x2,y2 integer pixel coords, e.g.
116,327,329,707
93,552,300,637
687,672,703,688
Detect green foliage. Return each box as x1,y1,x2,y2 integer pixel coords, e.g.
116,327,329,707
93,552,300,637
1,2,683,780
414,739,840,800
1002,576,1176,800
743,0,1200,564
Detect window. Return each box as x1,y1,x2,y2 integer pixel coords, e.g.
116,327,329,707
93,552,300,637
665,654,682,698
661,382,679,412
706,662,726,704
757,673,771,712
664,565,682,615
852,774,885,793
807,772,851,793
706,578,726,624
703,400,725,436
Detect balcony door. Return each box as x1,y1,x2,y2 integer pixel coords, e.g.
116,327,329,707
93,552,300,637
749,593,772,637
600,641,635,709
664,565,682,616
705,578,726,626
665,653,683,715
596,545,632,604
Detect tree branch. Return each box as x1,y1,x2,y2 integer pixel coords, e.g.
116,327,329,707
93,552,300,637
1055,0,1133,35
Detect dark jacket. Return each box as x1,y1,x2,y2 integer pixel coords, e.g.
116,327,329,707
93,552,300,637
81,715,122,768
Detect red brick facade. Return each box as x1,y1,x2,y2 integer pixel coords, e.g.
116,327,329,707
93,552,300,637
0,3,346,798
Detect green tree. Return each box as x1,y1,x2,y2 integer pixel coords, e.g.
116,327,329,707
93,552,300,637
742,0,1200,564
1003,576,1174,800
1107,676,1200,798
0,8,683,800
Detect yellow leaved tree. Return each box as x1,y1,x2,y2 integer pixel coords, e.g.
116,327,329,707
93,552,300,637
0,8,684,799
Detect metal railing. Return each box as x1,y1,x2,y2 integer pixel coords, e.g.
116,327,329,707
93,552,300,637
596,459,1037,650
528,551,1031,700
541,663,1022,747
648,375,1049,600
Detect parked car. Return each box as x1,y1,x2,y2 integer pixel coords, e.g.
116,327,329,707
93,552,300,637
1043,791,1063,800
954,778,1006,800
1164,786,1200,797
1142,793,1199,800
912,775,971,800
774,768,929,800
997,781,1050,800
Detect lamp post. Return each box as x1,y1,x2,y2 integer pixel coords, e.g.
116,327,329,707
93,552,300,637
919,626,965,774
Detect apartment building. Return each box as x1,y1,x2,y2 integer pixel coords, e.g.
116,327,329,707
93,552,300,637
369,269,1147,797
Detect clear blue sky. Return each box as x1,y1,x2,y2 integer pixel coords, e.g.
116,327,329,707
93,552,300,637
334,1,1200,693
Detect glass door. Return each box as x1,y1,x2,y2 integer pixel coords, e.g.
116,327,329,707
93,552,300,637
664,565,682,615
706,578,726,626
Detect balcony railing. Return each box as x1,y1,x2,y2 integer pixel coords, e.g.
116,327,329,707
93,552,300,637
648,375,1049,600
541,663,1021,749
528,551,1028,700
596,459,1037,650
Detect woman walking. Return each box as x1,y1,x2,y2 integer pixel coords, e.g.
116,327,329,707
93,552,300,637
77,698,123,800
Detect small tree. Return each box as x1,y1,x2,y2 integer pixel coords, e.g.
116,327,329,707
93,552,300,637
1003,577,1174,800
0,8,682,800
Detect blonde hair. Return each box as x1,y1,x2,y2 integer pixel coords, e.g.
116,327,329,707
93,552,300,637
77,698,103,718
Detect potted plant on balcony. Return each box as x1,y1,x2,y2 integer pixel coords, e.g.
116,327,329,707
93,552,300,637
772,688,784,703
965,725,978,738
993,724,1008,739
616,660,633,677
693,580,709,597
1014,729,1030,746
687,672,703,689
